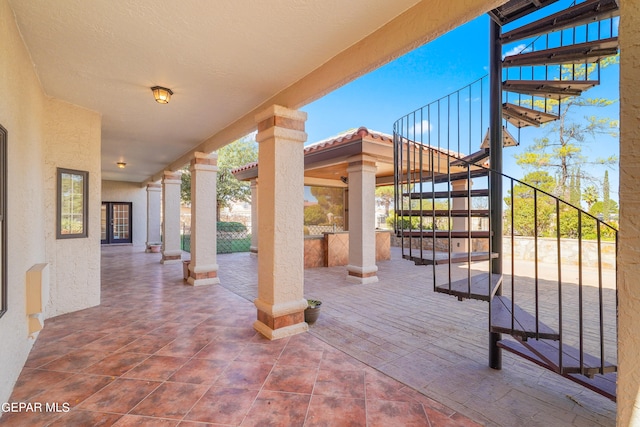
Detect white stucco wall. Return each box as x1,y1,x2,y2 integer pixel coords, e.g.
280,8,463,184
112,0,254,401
0,0,102,407
101,180,148,247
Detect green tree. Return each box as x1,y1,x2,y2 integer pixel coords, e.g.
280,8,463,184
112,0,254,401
582,185,599,210
375,185,394,218
304,204,327,225
504,171,557,237
181,136,258,219
602,170,611,221
515,97,618,199
309,186,344,226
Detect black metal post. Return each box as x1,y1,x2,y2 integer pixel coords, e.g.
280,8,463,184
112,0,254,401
489,17,503,371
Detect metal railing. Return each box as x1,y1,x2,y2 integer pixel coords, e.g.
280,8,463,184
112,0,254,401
181,222,252,254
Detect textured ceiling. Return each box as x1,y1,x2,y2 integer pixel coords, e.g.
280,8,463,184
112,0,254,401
8,0,422,183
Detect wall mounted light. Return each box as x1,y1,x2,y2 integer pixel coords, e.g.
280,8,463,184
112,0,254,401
117,162,127,169
151,86,173,104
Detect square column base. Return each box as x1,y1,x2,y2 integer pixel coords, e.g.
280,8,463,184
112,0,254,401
346,265,379,284
161,253,182,264
253,319,308,340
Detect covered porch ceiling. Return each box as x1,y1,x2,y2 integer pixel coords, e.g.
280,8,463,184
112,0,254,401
8,0,504,184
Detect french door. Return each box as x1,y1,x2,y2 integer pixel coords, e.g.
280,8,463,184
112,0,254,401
101,202,132,244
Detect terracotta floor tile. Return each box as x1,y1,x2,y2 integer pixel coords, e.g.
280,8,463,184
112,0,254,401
122,355,190,381
47,410,123,426
40,348,108,373
6,247,488,427
79,378,160,414
235,342,286,364
112,414,179,426
118,335,175,355
36,373,115,408
9,368,72,401
239,390,310,427
130,382,209,419
314,369,365,399
168,358,229,385
277,346,324,368
83,334,140,352
193,341,246,361
184,387,259,425
156,336,211,358
366,399,430,427
263,364,317,394
83,352,150,376
213,361,273,389
305,395,366,427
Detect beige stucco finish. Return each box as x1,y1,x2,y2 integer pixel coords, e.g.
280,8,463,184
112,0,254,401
346,157,379,284
188,152,220,286
0,0,102,404
161,171,182,264
254,106,309,340
617,0,640,424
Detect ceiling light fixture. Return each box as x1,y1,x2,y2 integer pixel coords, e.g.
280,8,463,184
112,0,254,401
117,162,127,169
151,86,173,104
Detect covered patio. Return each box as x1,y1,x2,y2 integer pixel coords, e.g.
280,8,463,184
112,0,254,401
5,245,615,426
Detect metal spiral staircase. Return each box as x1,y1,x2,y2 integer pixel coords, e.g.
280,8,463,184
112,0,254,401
393,0,619,400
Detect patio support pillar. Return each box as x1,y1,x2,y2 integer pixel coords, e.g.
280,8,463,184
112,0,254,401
451,179,469,253
250,178,258,256
187,152,219,286
161,170,182,264
346,155,378,284
146,183,162,251
253,105,308,340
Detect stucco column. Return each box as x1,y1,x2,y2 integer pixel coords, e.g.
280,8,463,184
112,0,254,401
161,171,182,264
346,155,378,284
451,179,469,253
250,178,258,256
187,152,219,286
617,1,640,424
253,105,308,340
146,183,162,250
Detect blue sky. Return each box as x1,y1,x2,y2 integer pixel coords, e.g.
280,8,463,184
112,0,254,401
301,6,620,202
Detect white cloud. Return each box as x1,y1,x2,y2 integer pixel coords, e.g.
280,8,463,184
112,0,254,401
409,119,432,136
503,44,530,58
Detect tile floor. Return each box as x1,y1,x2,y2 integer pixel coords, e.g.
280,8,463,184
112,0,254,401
2,246,481,426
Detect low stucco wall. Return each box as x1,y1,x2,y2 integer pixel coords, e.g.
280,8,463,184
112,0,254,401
391,235,615,270
304,230,391,268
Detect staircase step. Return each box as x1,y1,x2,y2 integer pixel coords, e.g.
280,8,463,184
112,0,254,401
435,273,502,301
502,103,558,128
519,337,617,376
503,79,597,99
498,339,617,401
404,251,497,266
414,168,489,185
503,37,619,67
450,149,489,166
400,209,489,218
401,230,490,239
501,0,620,43
491,296,560,340
406,189,489,199
480,126,519,149
489,0,559,26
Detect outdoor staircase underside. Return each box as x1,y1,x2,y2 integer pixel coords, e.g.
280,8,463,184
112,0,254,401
501,0,620,42
404,251,498,266
503,37,619,67
435,272,502,301
502,79,597,99
502,102,558,128
498,338,617,401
